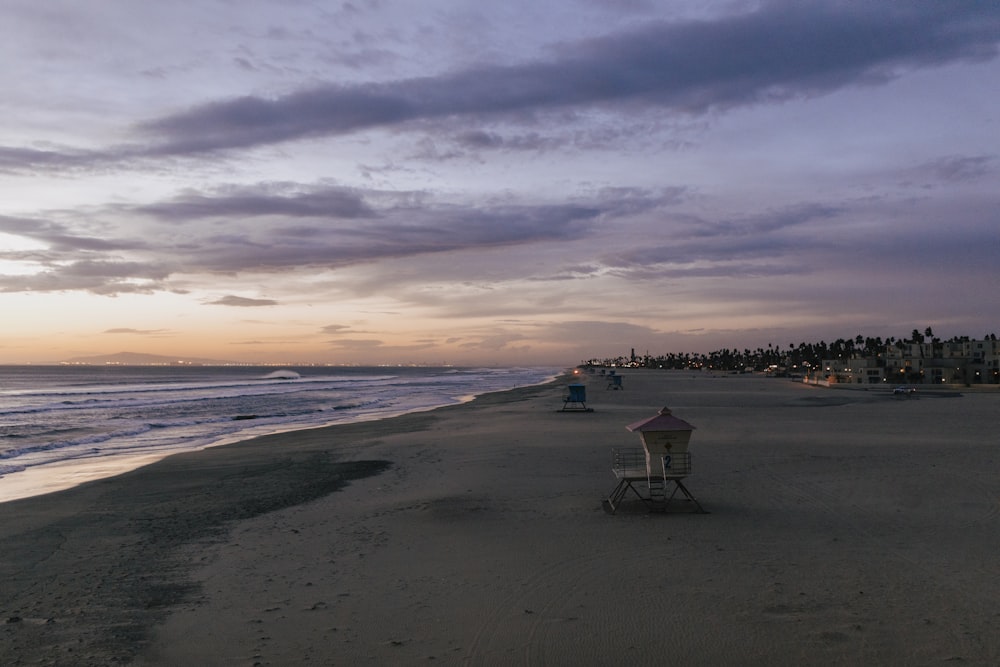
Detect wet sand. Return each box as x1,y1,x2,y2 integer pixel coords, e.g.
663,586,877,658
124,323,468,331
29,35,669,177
2,371,998,665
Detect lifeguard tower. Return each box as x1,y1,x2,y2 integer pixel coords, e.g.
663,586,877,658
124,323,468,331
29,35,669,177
607,372,623,390
560,383,593,412
603,407,705,514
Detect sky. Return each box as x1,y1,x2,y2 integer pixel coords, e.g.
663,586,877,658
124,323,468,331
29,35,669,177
1,1,998,366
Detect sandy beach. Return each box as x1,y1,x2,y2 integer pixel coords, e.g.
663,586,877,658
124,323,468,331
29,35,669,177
2,370,998,666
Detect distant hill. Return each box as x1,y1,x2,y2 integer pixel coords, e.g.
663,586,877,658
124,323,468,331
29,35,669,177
61,351,237,366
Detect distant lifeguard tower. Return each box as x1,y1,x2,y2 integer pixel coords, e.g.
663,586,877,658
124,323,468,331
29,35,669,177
560,383,593,412
603,407,705,514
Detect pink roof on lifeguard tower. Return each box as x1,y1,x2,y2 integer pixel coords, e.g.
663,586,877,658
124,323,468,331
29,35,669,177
626,407,696,432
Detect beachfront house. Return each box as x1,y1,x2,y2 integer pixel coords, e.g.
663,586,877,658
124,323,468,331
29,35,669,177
882,338,1000,385
805,337,1000,386
818,355,885,385
967,338,1000,385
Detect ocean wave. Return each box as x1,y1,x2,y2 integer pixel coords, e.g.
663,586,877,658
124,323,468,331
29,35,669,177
0,423,154,460
1,373,395,401
1,400,386,462
0,381,358,418
0,366,560,492
260,369,301,380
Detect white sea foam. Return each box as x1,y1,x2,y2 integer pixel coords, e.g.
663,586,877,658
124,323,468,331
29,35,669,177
260,369,301,380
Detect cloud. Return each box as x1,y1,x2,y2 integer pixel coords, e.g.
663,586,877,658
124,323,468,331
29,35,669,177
0,258,172,295
1,179,994,308
0,146,95,173
136,183,376,221
0,216,114,248
922,154,996,183
327,338,385,350
599,202,841,277
536,320,683,359
103,328,171,335
5,2,994,171
449,130,563,154
0,182,641,294
162,198,604,280
0,143,161,176
125,3,998,155
697,203,843,237
207,295,278,307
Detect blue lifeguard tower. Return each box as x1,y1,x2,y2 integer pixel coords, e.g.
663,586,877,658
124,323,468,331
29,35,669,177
560,383,592,412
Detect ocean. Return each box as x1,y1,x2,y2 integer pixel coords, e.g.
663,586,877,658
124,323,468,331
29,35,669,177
0,365,559,501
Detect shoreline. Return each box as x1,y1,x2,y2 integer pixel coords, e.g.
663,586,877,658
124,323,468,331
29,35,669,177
0,369,563,504
0,378,563,665
3,370,999,665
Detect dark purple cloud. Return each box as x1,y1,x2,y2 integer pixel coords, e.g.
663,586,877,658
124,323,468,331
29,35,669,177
0,183,644,294
601,203,841,270
2,3,996,172
692,203,843,238
0,215,146,253
131,2,999,155
136,184,376,220
175,201,605,275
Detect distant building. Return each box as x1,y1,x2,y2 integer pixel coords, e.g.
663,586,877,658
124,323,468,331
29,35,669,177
811,337,1000,386
817,355,885,385
967,338,1000,385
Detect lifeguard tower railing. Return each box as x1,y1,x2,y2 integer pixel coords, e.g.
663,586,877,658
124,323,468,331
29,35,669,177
604,447,703,514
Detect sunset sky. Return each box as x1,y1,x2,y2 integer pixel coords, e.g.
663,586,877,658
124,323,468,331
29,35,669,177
1,1,998,366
